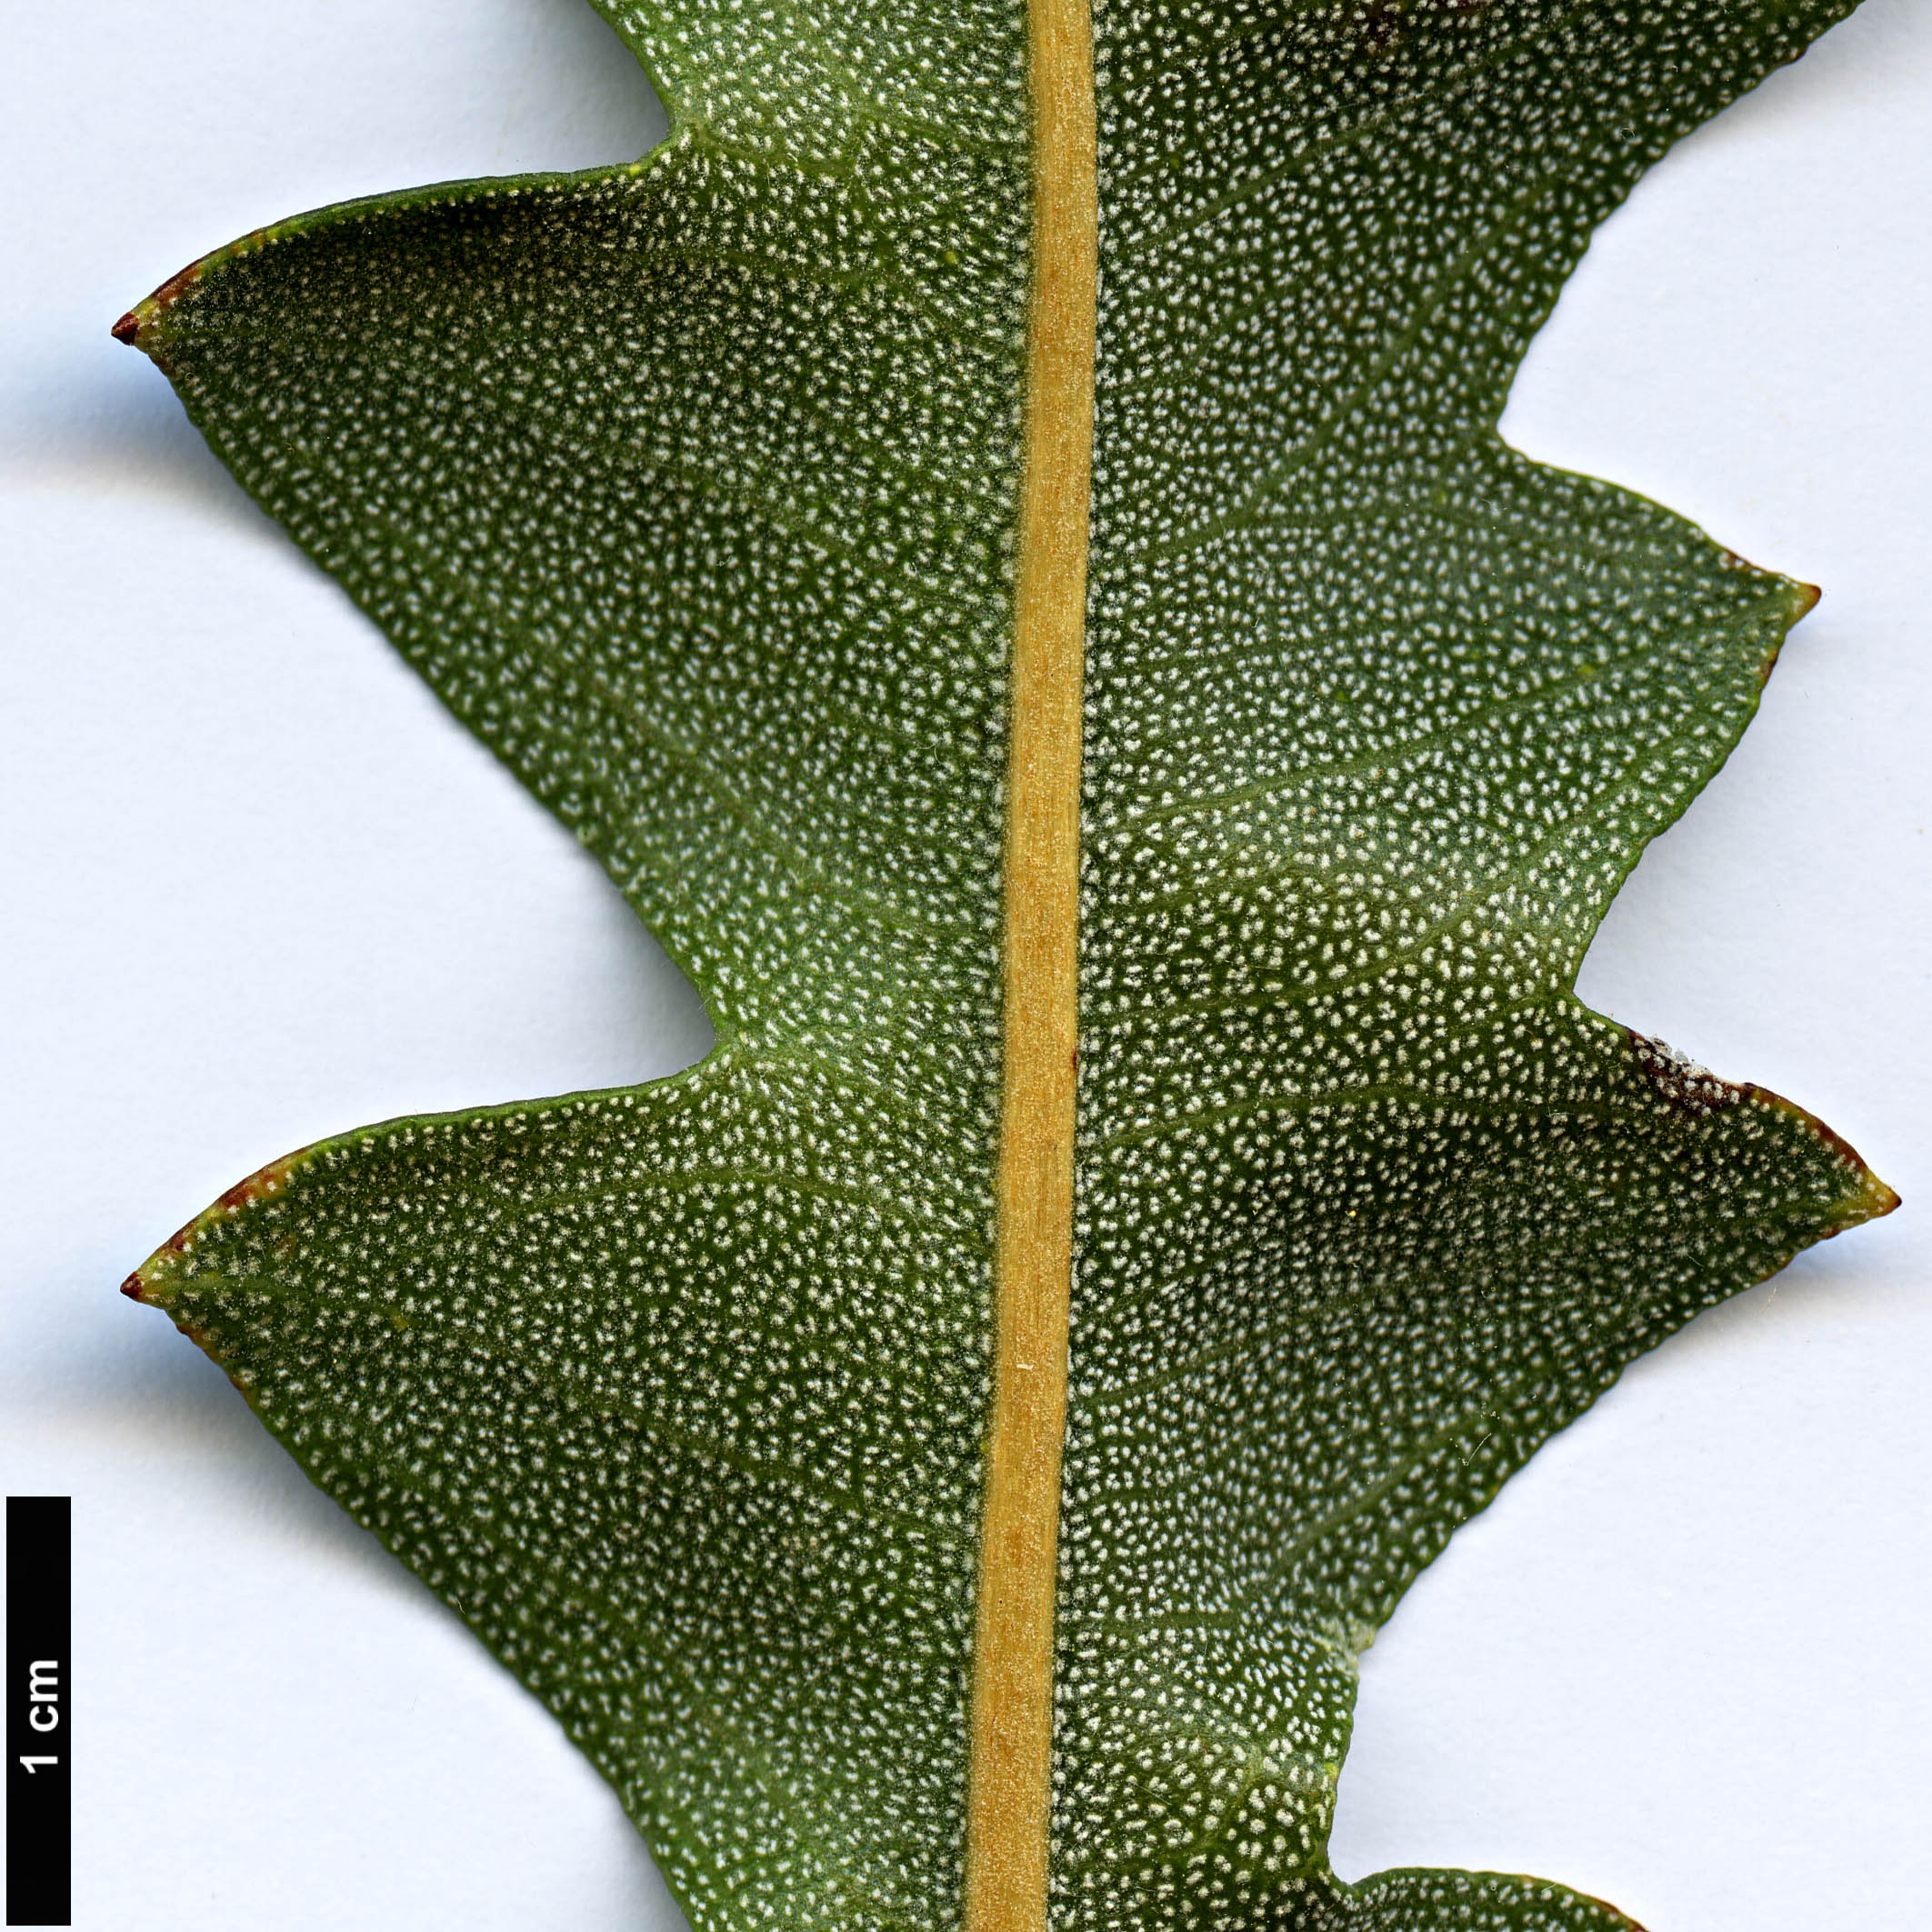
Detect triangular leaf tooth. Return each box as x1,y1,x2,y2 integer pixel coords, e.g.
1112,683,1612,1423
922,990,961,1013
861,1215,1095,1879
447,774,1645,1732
133,1063,993,1931
112,257,209,354
123,1142,317,1302
121,145,1026,1045
1057,1006,1886,1922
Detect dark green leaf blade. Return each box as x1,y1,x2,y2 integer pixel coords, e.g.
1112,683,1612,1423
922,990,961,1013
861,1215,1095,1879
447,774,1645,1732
120,1,1895,1928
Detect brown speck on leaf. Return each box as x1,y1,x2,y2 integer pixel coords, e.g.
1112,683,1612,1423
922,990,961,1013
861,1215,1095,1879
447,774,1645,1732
1360,0,1406,53
1628,1030,1744,1117
219,1169,280,1214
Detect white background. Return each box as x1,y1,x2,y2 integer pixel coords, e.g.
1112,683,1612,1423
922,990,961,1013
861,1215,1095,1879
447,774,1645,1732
3,3,1927,1926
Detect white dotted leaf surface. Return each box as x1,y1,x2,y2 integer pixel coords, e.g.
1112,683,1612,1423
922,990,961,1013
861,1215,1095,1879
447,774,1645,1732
124,2,1893,1927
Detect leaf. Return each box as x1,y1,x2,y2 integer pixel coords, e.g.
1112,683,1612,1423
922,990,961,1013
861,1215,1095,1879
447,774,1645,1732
115,2,1896,1928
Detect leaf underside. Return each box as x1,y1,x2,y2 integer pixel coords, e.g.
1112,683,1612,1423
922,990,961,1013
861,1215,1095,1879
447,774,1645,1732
121,2,1893,1929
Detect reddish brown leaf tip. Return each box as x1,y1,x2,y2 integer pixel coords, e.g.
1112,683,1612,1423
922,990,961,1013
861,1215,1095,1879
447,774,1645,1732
113,258,209,353
121,1142,315,1316
1791,581,1823,620
1625,1029,1898,1236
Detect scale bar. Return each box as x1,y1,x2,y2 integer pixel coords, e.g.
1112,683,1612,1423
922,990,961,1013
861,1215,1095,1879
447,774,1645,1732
7,1497,70,1928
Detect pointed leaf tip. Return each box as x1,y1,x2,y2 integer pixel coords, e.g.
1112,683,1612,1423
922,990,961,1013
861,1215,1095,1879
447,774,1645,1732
123,1143,316,1310
114,257,212,351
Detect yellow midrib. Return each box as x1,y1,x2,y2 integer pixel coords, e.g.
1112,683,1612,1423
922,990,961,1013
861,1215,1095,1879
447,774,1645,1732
960,0,1097,1927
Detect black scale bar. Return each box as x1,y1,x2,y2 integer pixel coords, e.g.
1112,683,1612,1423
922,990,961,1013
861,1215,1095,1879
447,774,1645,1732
6,1497,70,1927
